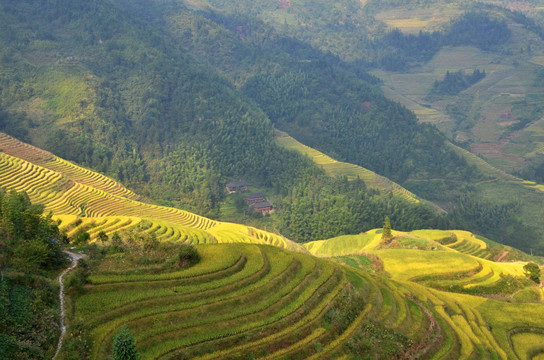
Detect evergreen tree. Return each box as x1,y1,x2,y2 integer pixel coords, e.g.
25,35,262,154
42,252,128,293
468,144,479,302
523,262,541,283
382,216,392,241
112,326,140,360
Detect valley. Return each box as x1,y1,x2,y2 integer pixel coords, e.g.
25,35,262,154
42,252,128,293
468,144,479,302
1,0,544,358
0,130,542,359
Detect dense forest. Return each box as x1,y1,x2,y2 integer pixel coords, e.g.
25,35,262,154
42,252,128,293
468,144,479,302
242,69,476,184
0,0,543,253
279,175,438,242
0,0,451,238
0,190,67,359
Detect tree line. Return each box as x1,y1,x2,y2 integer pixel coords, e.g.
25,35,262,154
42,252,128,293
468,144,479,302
373,11,511,71
0,190,67,359
430,69,486,96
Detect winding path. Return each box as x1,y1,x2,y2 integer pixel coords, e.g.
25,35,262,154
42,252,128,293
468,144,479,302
53,251,85,360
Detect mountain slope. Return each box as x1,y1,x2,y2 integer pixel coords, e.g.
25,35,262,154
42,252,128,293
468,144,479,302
0,133,542,359
56,224,544,359
0,0,452,242
303,228,544,359
2,0,544,251
114,0,544,252
0,0,316,217
275,129,421,204
0,132,305,252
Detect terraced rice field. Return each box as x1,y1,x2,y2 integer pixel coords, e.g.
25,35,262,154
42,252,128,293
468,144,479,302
274,130,420,203
2,132,543,359
60,243,477,359
305,229,532,290
302,228,544,359
0,133,303,252
0,133,139,199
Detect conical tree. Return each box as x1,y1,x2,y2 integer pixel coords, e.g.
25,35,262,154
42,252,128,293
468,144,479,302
112,326,140,360
382,216,392,241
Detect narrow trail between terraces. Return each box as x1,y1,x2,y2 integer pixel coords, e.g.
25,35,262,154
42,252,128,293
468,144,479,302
53,251,85,360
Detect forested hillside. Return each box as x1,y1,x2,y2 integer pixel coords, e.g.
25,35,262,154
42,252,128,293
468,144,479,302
114,0,544,252
2,1,544,357
0,190,67,359
0,0,452,243
1,0,544,252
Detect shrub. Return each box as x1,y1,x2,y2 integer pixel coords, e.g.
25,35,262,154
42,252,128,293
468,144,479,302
111,233,125,252
112,326,140,360
97,231,109,244
12,239,49,271
0,333,17,359
66,259,90,292
523,262,541,283
142,233,159,251
177,245,200,268
73,229,90,245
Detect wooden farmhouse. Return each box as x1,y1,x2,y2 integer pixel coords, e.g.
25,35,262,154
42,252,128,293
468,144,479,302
251,201,274,215
245,192,266,205
226,181,248,193
245,193,274,215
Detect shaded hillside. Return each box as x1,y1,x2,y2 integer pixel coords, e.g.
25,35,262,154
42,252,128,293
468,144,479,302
2,0,544,251
274,130,421,203
0,0,320,219
121,1,477,184
0,0,462,241
125,1,544,253
0,133,306,252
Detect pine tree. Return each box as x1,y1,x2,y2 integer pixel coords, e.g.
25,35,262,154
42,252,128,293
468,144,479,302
112,326,140,360
382,216,392,241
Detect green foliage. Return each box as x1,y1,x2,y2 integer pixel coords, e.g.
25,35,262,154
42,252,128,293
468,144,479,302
110,232,125,253
0,276,59,359
0,0,540,253
0,0,479,239
374,11,511,70
280,175,438,242
431,69,486,96
448,11,511,50
66,259,91,293
0,333,17,360
112,326,140,360
177,245,200,269
324,287,365,334
61,322,92,360
0,189,66,358
12,239,50,271
523,262,541,283
345,321,412,358
242,64,478,185
73,228,91,245
97,231,109,243
382,216,392,240
0,189,66,271
443,193,543,254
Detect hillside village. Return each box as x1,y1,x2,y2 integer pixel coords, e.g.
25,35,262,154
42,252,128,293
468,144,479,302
226,181,275,215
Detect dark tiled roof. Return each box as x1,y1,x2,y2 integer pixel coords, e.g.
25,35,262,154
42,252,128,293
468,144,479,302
252,201,272,209
245,192,265,199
